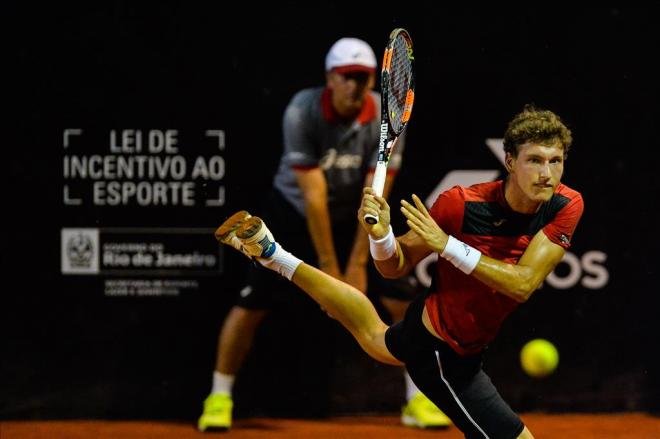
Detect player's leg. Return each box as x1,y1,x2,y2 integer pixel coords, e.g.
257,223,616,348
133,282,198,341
216,306,268,378
375,274,451,429
199,305,268,432
387,294,527,438
292,263,401,365
225,213,401,366
407,353,529,439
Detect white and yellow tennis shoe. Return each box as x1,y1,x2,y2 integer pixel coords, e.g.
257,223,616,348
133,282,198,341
216,212,277,259
214,210,252,250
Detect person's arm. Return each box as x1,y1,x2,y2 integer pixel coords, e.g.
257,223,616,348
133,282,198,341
375,228,433,279
344,172,397,292
400,194,565,303
358,187,433,279
471,231,564,302
294,168,341,279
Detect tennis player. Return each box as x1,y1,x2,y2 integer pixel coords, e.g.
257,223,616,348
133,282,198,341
216,105,582,439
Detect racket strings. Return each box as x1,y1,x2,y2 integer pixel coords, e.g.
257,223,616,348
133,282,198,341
387,35,413,133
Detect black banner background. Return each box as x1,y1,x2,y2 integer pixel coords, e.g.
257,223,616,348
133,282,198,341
4,4,659,419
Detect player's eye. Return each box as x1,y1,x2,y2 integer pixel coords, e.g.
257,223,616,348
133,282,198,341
342,72,371,83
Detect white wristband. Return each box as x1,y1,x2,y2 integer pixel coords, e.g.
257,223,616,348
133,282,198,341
441,235,482,274
369,226,397,261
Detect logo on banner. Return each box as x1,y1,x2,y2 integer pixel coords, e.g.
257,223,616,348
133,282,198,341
62,228,100,274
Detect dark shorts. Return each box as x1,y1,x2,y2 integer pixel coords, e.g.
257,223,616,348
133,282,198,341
385,292,525,439
236,189,415,309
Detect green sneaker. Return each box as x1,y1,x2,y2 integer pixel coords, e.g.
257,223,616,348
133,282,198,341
198,393,233,432
401,392,452,429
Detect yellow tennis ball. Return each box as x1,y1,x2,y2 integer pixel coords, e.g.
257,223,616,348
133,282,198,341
520,338,559,378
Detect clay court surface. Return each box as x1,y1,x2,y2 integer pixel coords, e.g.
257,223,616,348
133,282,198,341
2,413,659,438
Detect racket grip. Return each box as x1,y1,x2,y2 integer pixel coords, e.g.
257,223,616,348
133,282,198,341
364,162,388,225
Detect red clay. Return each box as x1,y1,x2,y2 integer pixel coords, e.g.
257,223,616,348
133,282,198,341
2,414,659,439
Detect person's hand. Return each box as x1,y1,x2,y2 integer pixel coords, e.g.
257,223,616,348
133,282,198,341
344,263,367,294
400,194,449,253
358,187,391,239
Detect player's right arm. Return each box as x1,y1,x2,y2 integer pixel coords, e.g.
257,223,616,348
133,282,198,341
358,187,432,279
283,90,341,280
295,168,341,279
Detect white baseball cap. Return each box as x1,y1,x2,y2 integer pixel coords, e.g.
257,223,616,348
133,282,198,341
325,38,377,73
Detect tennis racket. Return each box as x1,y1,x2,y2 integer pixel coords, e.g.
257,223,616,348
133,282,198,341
364,28,415,225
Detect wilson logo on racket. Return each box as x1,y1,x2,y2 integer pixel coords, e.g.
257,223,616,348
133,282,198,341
364,28,415,226
379,123,388,149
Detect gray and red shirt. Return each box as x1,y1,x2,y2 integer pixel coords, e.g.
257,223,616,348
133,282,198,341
273,87,404,222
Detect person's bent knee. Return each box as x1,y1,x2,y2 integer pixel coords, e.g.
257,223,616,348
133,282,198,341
518,426,535,439
355,323,402,366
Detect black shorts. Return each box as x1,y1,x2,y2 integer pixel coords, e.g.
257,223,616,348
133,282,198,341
236,189,415,309
385,292,525,439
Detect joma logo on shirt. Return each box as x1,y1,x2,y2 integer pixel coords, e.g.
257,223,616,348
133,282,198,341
319,148,363,170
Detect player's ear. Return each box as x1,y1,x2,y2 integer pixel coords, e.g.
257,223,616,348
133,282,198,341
505,153,514,173
326,71,338,89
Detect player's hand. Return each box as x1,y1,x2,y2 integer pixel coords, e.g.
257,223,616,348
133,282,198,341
344,263,367,294
400,194,449,253
358,187,391,239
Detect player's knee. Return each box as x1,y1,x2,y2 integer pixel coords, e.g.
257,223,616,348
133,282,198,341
356,325,401,366
517,426,535,439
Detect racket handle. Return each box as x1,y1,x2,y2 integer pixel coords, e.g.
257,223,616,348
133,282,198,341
364,162,388,225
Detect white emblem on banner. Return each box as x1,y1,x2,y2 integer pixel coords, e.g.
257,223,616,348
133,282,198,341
61,228,99,274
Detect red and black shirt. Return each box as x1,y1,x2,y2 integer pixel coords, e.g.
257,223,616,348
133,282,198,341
425,180,584,355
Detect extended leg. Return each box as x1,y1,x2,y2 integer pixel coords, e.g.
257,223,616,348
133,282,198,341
292,262,401,365
222,214,401,366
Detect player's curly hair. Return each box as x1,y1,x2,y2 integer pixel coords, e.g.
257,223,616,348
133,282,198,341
503,104,572,158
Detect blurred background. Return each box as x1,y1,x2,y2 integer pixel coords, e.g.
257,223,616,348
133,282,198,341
3,3,659,422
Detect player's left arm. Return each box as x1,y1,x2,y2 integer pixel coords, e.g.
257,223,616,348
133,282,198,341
401,192,583,303
476,193,584,302
471,231,565,302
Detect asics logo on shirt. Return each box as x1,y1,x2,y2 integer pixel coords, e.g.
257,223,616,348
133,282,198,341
319,148,363,170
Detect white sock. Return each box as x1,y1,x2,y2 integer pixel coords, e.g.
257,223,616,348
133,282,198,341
404,369,421,402
211,370,235,396
258,244,302,280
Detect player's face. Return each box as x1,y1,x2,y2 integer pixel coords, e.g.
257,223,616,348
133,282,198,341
327,70,375,118
508,142,565,204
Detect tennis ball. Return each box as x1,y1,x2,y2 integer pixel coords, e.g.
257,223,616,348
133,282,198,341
520,338,559,378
